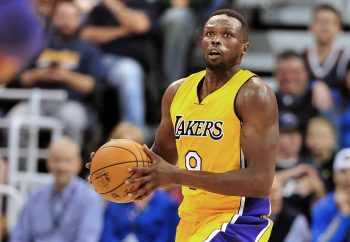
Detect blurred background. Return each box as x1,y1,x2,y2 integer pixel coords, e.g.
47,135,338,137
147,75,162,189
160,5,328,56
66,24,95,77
1,0,350,241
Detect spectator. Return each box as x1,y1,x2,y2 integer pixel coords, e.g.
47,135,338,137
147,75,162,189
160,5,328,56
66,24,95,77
10,136,104,242
7,1,103,145
100,121,179,242
304,4,348,88
269,176,310,242
81,0,157,133
0,0,43,84
304,117,337,192
276,112,325,219
100,190,179,242
312,148,350,242
274,50,337,134
109,121,145,145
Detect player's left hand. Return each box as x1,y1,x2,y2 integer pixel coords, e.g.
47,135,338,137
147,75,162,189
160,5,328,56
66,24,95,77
125,145,178,200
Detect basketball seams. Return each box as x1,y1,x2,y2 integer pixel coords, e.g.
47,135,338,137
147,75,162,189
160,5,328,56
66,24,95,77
97,145,138,161
90,139,152,203
90,160,138,177
97,170,135,195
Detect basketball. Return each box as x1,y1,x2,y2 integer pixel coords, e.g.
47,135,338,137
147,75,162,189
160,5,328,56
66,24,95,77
89,139,151,203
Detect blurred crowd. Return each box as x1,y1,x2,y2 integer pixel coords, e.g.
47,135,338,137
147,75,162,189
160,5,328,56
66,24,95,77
1,0,350,242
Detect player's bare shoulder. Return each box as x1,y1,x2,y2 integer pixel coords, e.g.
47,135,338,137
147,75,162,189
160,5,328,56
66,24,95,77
162,78,186,108
235,76,277,121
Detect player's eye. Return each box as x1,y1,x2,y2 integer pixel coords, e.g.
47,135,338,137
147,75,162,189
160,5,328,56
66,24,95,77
206,32,214,37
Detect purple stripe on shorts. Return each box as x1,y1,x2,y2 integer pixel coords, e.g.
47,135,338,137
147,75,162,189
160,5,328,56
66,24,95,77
208,216,270,242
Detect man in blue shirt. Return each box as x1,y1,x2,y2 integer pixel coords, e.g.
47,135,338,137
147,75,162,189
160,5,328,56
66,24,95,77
101,189,179,242
312,148,350,242
10,136,104,242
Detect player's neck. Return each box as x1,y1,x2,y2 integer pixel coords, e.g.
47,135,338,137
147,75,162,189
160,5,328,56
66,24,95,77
205,66,240,87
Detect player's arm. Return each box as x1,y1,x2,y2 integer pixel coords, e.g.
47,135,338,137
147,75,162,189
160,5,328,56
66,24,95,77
150,79,184,165
128,77,278,199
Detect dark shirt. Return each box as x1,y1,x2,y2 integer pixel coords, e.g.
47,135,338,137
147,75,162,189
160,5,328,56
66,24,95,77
303,151,335,193
30,36,103,105
85,1,157,68
276,90,319,134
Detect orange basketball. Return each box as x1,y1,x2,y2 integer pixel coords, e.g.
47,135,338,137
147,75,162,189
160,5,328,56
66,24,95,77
89,139,151,203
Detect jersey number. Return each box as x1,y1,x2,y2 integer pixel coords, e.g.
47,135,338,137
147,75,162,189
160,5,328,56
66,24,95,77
185,151,202,171
185,151,202,190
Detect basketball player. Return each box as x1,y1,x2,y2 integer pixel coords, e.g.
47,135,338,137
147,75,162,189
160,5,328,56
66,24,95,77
0,0,43,83
90,8,279,241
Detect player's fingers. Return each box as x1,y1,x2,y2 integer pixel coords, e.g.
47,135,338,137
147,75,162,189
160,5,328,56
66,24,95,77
125,175,151,185
143,145,158,162
128,166,151,174
85,162,91,170
90,152,95,159
129,183,154,200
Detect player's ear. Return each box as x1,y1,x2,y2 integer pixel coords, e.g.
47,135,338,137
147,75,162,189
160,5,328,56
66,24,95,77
241,42,250,56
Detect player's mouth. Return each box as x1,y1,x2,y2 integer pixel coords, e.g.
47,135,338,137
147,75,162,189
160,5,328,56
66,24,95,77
208,48,222,59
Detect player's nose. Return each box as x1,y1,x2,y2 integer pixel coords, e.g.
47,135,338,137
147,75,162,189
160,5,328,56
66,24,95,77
211,36,222,45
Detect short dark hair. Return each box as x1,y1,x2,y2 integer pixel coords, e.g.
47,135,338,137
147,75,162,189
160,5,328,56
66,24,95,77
207,9,249,42
277,50,306,68
313,4,342,26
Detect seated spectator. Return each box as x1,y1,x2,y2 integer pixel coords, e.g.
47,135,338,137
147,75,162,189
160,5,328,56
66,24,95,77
304,117,338,192
276,112,325,219
109,121,145,145
100,121,179,242
7,1,103,145
269,176,310,242
81,0,158,134
100,189,179,242
275,50,339,136
0,0,43,84
10,136,104,242
303,4,348,89
312,148,350,242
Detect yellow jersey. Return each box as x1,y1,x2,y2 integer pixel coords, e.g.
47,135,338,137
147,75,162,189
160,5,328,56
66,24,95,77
170,69,271,222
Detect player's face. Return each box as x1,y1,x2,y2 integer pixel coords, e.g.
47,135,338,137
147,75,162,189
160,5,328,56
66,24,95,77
202,15,249,71
47,143,81,190
52,3,81,37
275,57,308,94
310,10,341,45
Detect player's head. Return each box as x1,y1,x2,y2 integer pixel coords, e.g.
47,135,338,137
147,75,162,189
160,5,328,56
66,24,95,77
0,0,43,84
202,9,249,71
275,50,308,94
310,4,342,45
47,137,82,191
52,1,82,39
